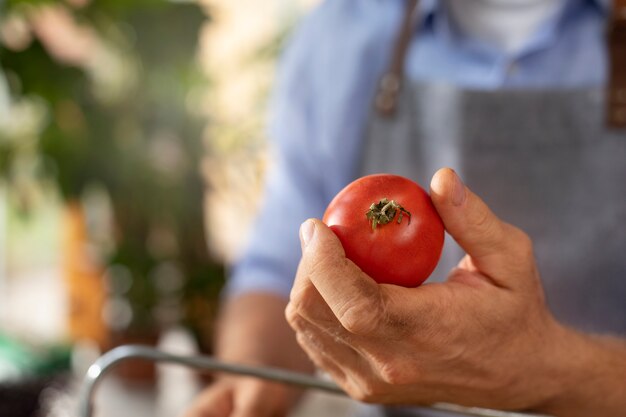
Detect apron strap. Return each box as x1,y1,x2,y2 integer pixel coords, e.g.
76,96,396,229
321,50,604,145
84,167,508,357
374,0,420,117
375,0,626,128
607,0,626,128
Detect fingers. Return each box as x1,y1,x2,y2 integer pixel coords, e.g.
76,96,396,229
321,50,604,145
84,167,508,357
289,259,345,332
430,168,536,289
286,304,352,383
180,381,233,417
181,379,288,417
298,219,384,335
287,303,387,402
230,380,283,417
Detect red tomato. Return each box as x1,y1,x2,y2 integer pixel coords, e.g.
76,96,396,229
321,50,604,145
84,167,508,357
323,174,444,287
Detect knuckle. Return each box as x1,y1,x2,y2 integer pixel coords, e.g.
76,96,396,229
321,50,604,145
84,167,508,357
289,283,317,315
284,302,300,327
506,225,535,264
517,229,534,258
337,298,381,335
378,360,413,386
473,204,494,231
344,384,365,402
307,252,345,281
350,379,381,403
507,224,531,248
471,210,504,253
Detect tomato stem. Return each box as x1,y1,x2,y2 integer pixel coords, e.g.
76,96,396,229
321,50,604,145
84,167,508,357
366,198,411,230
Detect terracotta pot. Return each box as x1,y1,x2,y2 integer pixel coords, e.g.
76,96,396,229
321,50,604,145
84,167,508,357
62,201,109,350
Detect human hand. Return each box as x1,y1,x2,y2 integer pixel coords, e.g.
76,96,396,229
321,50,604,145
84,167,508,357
285,168,568,412
181,376,298,417
182,292,314,417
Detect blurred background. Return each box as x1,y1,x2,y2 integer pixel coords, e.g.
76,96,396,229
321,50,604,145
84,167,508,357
0,0,353,416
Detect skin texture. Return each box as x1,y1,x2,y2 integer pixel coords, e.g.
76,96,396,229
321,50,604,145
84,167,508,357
286,168,626,416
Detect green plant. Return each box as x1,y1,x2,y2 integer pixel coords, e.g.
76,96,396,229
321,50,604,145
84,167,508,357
0,0,224,346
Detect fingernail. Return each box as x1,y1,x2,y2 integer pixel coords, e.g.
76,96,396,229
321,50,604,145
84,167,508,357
300,219,315,247
451,170,466,206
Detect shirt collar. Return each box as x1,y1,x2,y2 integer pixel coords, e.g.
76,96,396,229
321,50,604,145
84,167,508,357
413,0,609,60
417,0,610,24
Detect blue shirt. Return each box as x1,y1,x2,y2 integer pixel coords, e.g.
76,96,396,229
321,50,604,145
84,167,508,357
226,0,609,299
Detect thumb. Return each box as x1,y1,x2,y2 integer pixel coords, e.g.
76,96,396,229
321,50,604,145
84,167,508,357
430,168,535,289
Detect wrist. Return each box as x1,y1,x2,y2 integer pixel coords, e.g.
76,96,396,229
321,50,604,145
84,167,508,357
533,322,587,414
535,322,626,417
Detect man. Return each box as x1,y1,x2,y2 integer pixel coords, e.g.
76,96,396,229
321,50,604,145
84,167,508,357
184,0,626,416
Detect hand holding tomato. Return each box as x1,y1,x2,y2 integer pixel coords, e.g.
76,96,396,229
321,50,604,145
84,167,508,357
285,168,582,414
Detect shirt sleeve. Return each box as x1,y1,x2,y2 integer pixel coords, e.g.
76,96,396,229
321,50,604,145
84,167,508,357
223,10,328,300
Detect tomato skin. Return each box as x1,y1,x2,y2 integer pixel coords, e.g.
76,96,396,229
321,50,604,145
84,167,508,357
322,174,444,287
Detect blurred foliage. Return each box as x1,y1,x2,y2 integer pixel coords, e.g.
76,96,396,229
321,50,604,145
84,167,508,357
0,0,224,345
0,332,71,380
